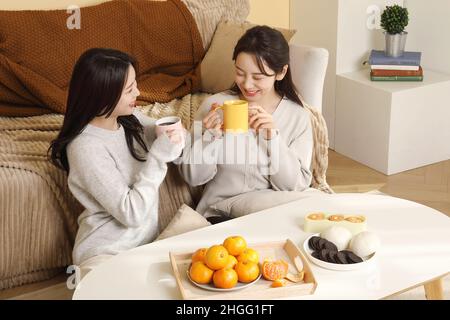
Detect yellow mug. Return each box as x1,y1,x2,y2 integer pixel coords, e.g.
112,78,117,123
213,100,248,133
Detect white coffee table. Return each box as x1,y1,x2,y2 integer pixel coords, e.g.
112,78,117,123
73,193,450,300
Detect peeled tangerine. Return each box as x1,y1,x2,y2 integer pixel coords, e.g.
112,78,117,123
320,226,352,251
262,260,289,281
349,231,380,258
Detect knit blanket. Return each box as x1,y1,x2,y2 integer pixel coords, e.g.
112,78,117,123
0,0,204,117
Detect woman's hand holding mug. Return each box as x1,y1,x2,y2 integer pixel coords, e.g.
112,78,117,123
248,105,276,140
202,103,223,138
164,129,185,144
155,116,186,146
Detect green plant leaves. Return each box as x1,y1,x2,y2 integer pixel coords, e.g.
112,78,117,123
380,4,409,34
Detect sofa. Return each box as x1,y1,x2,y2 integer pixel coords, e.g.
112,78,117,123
0,0,329,290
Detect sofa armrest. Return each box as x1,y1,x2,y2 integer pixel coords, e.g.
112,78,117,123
289,44,329,112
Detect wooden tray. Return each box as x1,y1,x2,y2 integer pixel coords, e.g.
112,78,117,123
169,239,317,300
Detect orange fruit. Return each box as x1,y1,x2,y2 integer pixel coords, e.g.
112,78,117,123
189,261,213,284
271,279,287,288
191,248,208,263
213,268,238,289
205,245,229,270
237,248,259,264
224,255,238,269
234,260,260,283
223,236,247,256
262,259,289,281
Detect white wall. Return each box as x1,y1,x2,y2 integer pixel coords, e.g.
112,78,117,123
290,0,450,148
290,0,339,148
336,0,403,74
336,0,450,75
405,0,450,75
248,0,290,29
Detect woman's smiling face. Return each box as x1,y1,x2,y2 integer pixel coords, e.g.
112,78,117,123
112,65,140,117
234,52,278,103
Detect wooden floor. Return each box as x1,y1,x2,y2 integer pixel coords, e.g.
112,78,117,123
1,150,449,300
327,150,450,217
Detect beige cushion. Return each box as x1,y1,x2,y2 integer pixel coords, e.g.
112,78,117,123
210,188,325,218
201,21,297,94
156,204,211,240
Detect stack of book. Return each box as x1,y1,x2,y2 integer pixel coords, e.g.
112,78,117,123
368,50,423,81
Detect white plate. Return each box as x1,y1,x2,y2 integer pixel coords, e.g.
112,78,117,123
303,234,376,271
187,270,262,292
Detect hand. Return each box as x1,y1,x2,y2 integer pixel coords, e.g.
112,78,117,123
165,128,184,145
202,103,223,138
248,105,277,140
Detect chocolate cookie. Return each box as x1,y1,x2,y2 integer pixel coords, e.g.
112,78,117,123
326,251,338,263
318,238,327,250
341,250,363,264
308,236,322,251
323,240,338,252
318,249,330,261
335,252,348,264
311,251,320,260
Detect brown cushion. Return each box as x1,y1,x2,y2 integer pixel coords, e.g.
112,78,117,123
200,21,296,94
0,0,204,116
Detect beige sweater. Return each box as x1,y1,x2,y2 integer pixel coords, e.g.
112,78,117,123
179,93,313,216
67,110,182,265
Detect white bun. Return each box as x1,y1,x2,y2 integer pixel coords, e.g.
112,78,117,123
320,226,352,251
349,231,380,258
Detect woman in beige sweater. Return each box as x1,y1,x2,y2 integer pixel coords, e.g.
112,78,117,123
179,26,313,223
49,48,184,276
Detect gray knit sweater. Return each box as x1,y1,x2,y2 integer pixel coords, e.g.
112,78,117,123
179,93,313,217
67,110,182,265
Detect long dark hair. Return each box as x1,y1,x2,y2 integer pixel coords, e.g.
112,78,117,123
49,48,148,172
231,25,303,107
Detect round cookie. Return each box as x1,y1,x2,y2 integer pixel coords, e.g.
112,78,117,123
341,250,363,264
318,238,327,250
318,249,330,261
323,240,338,252
309,236,322,251
335,252,348,264
311,251,321,260
326,251,338,263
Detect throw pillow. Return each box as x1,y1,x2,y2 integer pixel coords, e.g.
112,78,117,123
200,21,297,94
156,204,211,240
210,188,326,218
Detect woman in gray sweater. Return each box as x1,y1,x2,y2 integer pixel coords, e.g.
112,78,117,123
179,26,313,223
49,48,184,276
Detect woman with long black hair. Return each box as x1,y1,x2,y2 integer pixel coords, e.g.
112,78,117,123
49,48,184,276
179,26,313,222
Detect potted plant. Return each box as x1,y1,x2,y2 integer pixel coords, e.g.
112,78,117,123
380,4,409,57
